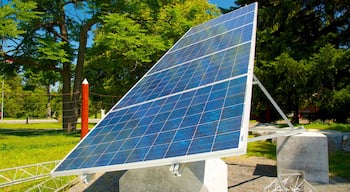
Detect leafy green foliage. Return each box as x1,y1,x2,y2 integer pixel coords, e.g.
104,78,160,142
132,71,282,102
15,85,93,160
95,13,167,63
153,0,219,44
0,0,41,38
37,39,70,63
235,0,350,122
253,53,309,123
308,45,350,122
0,75,62,119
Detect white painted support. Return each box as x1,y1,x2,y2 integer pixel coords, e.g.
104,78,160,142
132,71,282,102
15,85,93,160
0,160,61,187
0,160,78,191
253,75,294,129
248,127,305,143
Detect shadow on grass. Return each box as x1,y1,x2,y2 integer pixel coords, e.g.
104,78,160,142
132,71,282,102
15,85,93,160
0,129,80,137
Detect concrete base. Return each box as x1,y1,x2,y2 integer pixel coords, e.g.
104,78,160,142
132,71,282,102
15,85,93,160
277,132,329,183
119,159,227,192
342,132,350,152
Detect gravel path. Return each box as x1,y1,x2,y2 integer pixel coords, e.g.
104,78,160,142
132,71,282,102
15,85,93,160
226,156,277,191
226,156,350,192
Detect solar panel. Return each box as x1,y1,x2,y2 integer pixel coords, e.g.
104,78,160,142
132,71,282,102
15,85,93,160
52,2,258,176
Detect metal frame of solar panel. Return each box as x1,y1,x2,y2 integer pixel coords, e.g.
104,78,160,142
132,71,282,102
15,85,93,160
52,2,258,177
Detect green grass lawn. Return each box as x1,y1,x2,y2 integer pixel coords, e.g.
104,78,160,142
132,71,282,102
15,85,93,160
0,124,81,191
302,122,350,132
0,122,96,169
0,130,80,169
329,151,350,179
247,140,276,160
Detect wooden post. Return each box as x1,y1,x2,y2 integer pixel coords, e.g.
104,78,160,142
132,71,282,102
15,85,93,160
81,79,89,139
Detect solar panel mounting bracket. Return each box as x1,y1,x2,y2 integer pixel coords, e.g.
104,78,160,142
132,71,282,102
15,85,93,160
169,163,182,177
81,173,95,184
252,74,294,129
250,74,306,142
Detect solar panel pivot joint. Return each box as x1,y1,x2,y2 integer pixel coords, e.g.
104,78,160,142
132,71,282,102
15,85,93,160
169,163,182,177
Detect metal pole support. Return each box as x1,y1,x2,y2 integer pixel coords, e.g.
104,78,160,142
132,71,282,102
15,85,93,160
81,79,89,139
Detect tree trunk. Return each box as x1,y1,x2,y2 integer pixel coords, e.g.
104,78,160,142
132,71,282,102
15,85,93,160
58,5,78,132
62,63,75,132
72,18,97,128
46,84,51,118
71,33,87,128
292,96,300,124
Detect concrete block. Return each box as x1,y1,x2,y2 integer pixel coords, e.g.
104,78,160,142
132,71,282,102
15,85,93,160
277,132,329,183
342,133,350,152
119,158,227,192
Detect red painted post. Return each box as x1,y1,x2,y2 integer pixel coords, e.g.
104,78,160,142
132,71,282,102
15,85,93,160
81,79,89,139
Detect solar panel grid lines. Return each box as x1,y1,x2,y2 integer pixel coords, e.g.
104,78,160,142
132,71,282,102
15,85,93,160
185,3,256,37
169,11,255,54
52,2,258,177
149,24,254,74
53,76,247,172
115,43,251,109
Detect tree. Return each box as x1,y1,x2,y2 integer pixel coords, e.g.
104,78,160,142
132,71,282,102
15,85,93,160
23,70,60,118
23,87,47,118
85,0,220,109
1,0,220,132
232,0,350,122
255,53,309,123
235,0,350,60
309,45,350,122
0,75,25,118
1,0,116,132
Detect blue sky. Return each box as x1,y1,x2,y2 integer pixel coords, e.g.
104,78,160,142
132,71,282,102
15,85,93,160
209,0,236,8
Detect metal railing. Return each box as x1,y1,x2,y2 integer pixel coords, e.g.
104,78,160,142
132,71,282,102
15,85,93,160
0,160,78,191
0,160,60,187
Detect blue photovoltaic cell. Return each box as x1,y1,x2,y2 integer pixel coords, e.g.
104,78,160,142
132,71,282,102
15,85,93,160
170,11,255,52
114,44,251,109
53,2,257,176
148,24,253,74
186,3,255,37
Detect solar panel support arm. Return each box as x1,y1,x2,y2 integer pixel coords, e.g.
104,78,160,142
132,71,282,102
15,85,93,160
81,173,95,184
169,163,182,177
252,75,294,129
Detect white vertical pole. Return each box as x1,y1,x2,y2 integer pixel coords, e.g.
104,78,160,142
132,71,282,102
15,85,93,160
1,80,4,120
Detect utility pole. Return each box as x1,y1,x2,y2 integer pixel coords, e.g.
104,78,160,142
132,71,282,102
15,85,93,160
81,79,89,139
1,80,4,120
1,0,4,121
